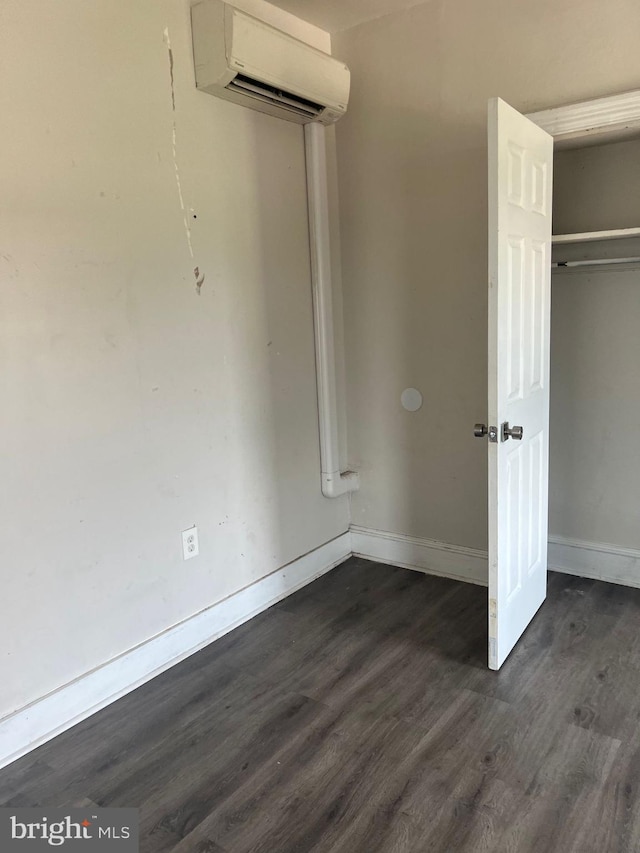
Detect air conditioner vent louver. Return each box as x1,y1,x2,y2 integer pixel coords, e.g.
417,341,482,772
227,74,323,120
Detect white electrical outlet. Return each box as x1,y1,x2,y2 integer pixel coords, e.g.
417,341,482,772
182,526,199,560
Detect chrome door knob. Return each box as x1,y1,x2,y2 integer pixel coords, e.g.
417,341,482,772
474,423,488,437
502,422,524,441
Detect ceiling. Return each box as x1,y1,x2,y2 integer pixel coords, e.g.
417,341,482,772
271,0,428,33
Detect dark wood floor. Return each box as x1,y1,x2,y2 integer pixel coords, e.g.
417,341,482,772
3,558,640,851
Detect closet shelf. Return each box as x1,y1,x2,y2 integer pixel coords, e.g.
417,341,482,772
552,227,640,244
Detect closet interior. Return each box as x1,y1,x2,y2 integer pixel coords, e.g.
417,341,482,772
549,135,640,556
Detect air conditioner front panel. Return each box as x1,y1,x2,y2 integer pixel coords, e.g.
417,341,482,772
191,0,350,125
225,7,349,113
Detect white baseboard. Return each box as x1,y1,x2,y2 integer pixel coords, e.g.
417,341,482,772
351,526,640,592
549,535,640,588
0,532,352,771
350,525,488,586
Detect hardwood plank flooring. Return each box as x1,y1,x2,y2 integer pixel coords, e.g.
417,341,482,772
3,558,640,851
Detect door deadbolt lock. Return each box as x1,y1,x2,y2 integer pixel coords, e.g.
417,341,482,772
501,422,524,441
474,424,498,442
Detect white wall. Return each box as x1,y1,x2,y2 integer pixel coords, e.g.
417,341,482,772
0,0,349,720
333,0,640,555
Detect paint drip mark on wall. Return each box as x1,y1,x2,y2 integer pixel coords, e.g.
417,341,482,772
163,26,194,260
194,267,205,295
167,39,176,111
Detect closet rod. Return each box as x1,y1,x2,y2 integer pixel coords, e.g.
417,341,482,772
552,257,640,268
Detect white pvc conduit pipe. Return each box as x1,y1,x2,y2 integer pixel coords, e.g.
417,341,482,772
304,122,359,498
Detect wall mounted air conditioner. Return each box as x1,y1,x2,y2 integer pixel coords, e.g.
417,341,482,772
191,0,350,125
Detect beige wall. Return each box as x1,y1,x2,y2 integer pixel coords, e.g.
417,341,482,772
0,0,349,719
333,0,640,553
551,138,640,548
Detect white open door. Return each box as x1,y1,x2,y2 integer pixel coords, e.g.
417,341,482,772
486,98,554,670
